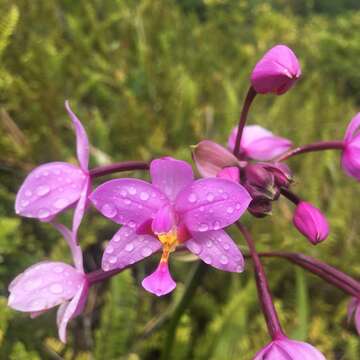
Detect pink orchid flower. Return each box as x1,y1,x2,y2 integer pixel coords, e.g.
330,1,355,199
348,297,360,335
251,44,301,95
293,201,329,245
90,157,251,296
342,113,360,181
15,101,91,239
7,224,88,343
228,125,292,161
254,337,326,360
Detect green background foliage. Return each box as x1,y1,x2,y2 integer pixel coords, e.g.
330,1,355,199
1,0,360,359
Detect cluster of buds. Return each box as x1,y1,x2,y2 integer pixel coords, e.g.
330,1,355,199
7,44,360,358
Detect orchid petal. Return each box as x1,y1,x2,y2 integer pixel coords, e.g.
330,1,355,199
72,176,91,242
185,230,244,272
102,226,161,271
344,113,360,143
216,167,240,182
57,281,89,343
8,262,84,312
150,157,194,201
90,179,167,228
15,162,87,221
175,178,251,232
228,125,292,160
52,223,84,272
65,101,90,172
192,140,239,178
342,142,360,181
142,262,176,296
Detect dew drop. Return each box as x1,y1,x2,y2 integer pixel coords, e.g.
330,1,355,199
36,185,50,197
54,169,61,175
43,171,49,177
188,193,197,203
226,207,234,214
213,221,221,230
140,192,150,201
128,186,137,195
128,220,136,228
204,256,212,264
103,263,110,271
54,198,69,209
113,235,121,242
199,206,205,212
54,266,64,273
125,243,134,252
222,193,229,199
21,200,29,208
25,190,32,197
124,199,131,205
65,178,72,184
120,189,127,197
220,255,229,265
142,247,152,257
30,298,46,309
206,240,212,248
223,243,230,250
198,223,209,232
236,265,243,272
38,208,50,219
188,241,201,254
206,193,215,202
101,203,117,218
106,245,114,254
50,283,63,294
108,256,117,264
235,203,242,210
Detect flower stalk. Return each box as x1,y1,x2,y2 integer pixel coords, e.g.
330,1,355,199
89,160,149,178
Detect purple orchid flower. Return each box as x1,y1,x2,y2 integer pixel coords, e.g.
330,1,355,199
90,157,251,296
7,224,88,343
228,125,293,161
251,44,301,95
15,101,91,239
342,113,360,181
293,201,329,245
253,337,326,360
348,297,360,335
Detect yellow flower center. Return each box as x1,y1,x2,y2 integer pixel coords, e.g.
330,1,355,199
157,229,178,263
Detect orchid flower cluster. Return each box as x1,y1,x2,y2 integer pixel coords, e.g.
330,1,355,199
8,44,360,358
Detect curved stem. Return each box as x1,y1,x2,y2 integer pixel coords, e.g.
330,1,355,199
89,160,149,178
233,86,257,158
236,222,284,340
258,251,360,298
280,188,300,205
276,140,344,162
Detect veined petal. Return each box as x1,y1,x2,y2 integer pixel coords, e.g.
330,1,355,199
102,227,161,271
15,162,87,221
57,281,89,343
141,262,176,296
175,178,251,232
65,101,90,172
8,262,84,312
341,143,360,181
185,230,244,272
192,140,239,178
90,179,168,228
150,157,194,201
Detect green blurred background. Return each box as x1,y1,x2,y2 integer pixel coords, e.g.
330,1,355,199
1,0,360,359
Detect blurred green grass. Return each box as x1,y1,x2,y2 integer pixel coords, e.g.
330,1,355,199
1,1,360,359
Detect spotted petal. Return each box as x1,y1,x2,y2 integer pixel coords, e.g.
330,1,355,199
175,178,251,232
185,230,244,272
57,281,89,343
65,101,90,172
15,162,88,221
8,262,84,312
102,226,161,271
90,179,168,228
150,157,194,201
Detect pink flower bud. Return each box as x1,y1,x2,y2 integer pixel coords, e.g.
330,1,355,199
254,338,326,360
293,201,329,245
251,44,301,95
342,113,360,181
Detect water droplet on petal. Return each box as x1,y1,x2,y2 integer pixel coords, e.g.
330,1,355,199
101,203,117,218
106,245,114,254
103,263,110,271
222,193,229,199
223,243,230,250
142,247,152,257
220,255,228,265
25,190,32,197
227,207,234,214
54,198,69,209
38,208,50,219
125,243,134,252
43,171,49,177
140,192,149,201
188,193,197,203
124,199,131,205
128,221,136,228
187,241,201,254
204,256,212,264
50,283,63,294
54,266,63,273
213,221,221,230
235,203,241,210
199,206,205,212
108,256,117,264
206,240,212,248
21,200,29,208
236,265,243,272
120,189,127,197
36,185,50,197
198,223,209,232
128,187,137,195
206,193,215,202
113,235,120,242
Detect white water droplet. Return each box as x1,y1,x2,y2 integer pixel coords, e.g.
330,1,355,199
213,221,221,230
199,206,205,212
206,193,215,202
188,241,201,254
38,208,50,219
108,256,117,264
54,198,69,209
54,266,64,273
226,207,234,214
220,255,228,265
124,199,131,205
25,190,32,197
222,193,229,199
106,245,114,254
120,189,127,197
142,247,152,257
235,203,242,210
101,203,117,218
188,193,197,203
204,256,212,264
206,240,212,248
140,192,150,201
198,223,209,232
113,235,121,242
125,243,134,252
103,263,110,271
236,265,243,272
128,220,136,228
50,283,63,294
36,185,50,197
128,186,137,195
43,171,49,177
21,200,29,208
223,243,230,250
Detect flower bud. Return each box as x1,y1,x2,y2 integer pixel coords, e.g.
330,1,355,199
251,44,301,95
260,162,293,188
293,201,329,245
248,198,272,218
254,338,326,360
342,113,360,181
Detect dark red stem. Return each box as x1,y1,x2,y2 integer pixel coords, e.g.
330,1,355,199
86,267,128,285
280,188,300,205
233,86,257,158
236,222,284,340
276,140,344,162
259,252,360,298
89,161,149,178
